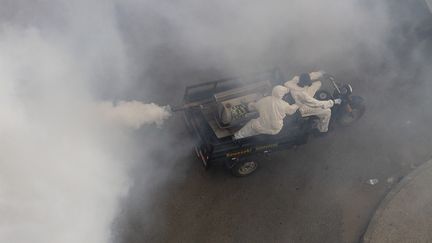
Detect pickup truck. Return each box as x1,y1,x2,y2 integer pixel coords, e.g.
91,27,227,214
173,69,365,177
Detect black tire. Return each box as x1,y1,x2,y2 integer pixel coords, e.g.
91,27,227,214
231,160,258,177
337,96,366,126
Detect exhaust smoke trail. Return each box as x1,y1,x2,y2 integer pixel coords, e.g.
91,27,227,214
0,1,172,243
98,101,171,129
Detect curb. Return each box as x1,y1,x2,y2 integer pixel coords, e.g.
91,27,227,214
361,159,432,242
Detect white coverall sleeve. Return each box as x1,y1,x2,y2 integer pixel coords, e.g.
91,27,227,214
284,76,299,87
248,102,257,111
309,71,324,81
305,81,322,97
284,103,298,115
298,92,334,109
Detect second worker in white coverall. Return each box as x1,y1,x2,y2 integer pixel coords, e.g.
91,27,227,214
284,72,341,133
234,85,298,139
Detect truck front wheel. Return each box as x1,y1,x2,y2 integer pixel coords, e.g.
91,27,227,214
231,160,258,177
337,96,366,127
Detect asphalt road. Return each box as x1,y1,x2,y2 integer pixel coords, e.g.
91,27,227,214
113,66,432,243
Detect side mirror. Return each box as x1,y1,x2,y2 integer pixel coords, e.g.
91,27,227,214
340,84,353,96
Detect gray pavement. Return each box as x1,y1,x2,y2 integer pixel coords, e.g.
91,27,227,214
363,160,432,243
114,82,432,243
113,4,432,241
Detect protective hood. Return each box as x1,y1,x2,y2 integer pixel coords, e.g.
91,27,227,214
285,71,323,92
272,85,288,99
298,73,312,87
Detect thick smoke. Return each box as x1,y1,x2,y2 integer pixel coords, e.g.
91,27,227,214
98,101,170,129
0,1,170,243
117,0,392,89
1,0,430,243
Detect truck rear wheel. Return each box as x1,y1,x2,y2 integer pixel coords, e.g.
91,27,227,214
231,160,258,177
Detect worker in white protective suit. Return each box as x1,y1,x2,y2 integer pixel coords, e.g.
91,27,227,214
234,85,298,139
284,72,341,133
